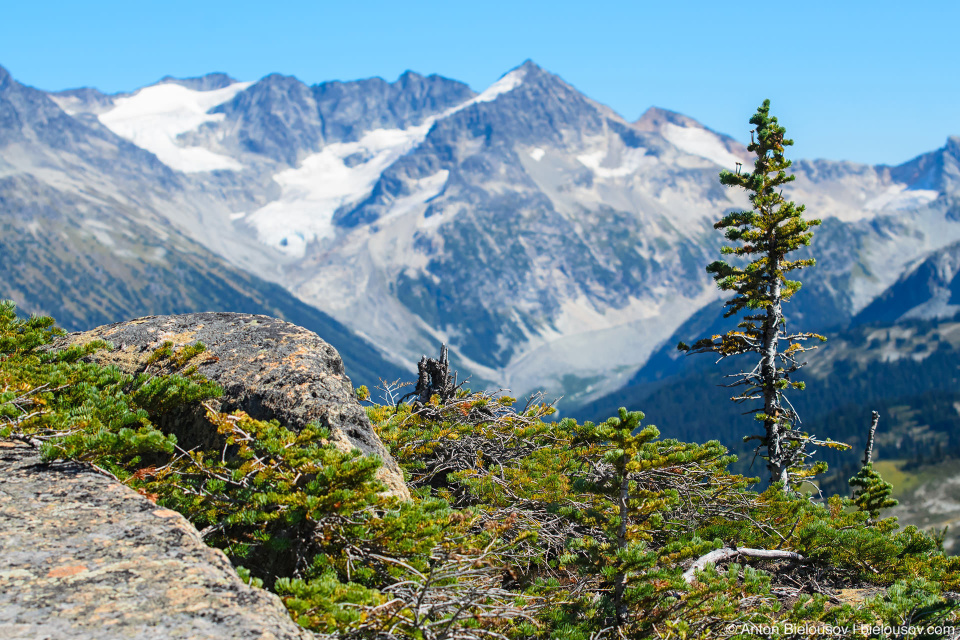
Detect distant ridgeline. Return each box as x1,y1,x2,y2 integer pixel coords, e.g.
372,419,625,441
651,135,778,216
3,59,960,406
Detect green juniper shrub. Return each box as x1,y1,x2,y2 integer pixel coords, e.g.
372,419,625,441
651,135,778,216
0,302,525,639
372,389,960,638
0,301,219,478
3,299,960,639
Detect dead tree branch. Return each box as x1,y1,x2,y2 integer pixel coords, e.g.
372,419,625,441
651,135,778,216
683,547,806,584
862,410,880,467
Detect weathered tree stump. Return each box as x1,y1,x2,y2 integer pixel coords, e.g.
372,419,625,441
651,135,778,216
401,344,460,408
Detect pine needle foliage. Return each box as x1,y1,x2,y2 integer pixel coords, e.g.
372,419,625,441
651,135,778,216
850,462,900,521
678,100,849,492
0,301,519,638
372,387,960,638
562,408,754,636
0,301,220,477
3,301,960,639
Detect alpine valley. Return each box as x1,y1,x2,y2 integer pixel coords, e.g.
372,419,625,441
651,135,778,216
3,59,960,414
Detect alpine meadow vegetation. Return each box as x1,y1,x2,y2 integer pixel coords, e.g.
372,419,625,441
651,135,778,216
1,104,959,639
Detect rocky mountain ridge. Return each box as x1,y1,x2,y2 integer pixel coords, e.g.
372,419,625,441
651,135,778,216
4,60,960,404
0,65,407,390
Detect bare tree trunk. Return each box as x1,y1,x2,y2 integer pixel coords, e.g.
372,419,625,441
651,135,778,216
762,256,788,491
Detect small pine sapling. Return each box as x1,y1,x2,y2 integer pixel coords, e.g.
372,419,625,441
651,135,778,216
565,408,742,635
849,411,898,520
679,100,848,493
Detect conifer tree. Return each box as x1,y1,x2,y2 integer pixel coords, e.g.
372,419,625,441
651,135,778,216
564,408,740,636
849,411,898,519
679,100,846,493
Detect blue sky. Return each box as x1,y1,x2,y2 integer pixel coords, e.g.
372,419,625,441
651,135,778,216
2,0,957,165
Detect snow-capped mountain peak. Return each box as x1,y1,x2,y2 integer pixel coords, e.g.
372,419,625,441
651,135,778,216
240,63,559,257
9,60,960,405
473,67,526,104
244,118,441,256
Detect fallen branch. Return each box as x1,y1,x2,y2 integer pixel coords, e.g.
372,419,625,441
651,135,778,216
683,547,806,584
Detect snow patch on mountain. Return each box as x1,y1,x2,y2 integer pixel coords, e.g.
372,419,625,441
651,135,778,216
846,208,960,313
473,69,524,104
576,146,655,179
82,219,116,247
865,184,940,211
547,295,666,337
49,96,85,116
661,123,744,170
246,122,435,256
246,70,532,256
99,82,252,172
901,288,960,321
501,287,722,404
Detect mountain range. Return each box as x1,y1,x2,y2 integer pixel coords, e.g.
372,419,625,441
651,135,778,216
2,60,960,407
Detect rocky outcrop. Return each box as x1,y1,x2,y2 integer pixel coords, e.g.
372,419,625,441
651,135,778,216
0,441,313,639
55,312,410,499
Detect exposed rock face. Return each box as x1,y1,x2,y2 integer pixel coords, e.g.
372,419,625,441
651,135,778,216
0,441,313,639
56,312,410,499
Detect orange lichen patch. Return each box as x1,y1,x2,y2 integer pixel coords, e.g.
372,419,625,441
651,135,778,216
164,586,209,612
152,509,181,519
46,565,88,578
155,330,200,346
0,442,17,448
280,343,314,362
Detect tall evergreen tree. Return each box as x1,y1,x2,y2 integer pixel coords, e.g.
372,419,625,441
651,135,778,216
679,100,846,493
